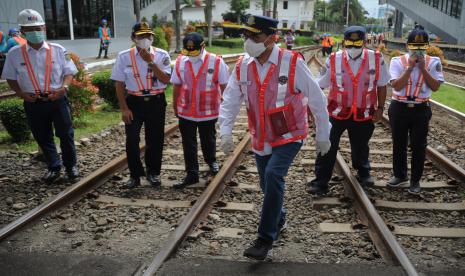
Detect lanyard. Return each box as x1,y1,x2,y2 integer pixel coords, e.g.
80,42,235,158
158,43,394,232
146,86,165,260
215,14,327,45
20,43,52,95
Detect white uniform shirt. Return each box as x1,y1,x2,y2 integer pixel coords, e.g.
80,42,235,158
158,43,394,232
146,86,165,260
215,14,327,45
318,49,391,89
389,54,444,102
1,42,78,92
110,47,171,91
170,50,230,122
219,45,331,156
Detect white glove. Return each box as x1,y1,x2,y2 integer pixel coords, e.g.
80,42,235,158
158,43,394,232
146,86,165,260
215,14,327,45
220,134,234,155
316,140,331,156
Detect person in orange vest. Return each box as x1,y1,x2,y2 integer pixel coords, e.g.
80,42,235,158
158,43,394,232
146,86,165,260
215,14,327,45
2,28,27,53
321,34,331,57
171,32,229,188
328,34,335,53
110,22,172,189
219,15,331,260
1,9,80,183
308,26,390,197
97,19,111,59
387,26,444,195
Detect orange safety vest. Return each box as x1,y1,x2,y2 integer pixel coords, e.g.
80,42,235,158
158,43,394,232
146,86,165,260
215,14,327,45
20,43,53,96
102,27,110,41
321,37,330,47
128,47,165,96
392,54,431,102
13,36,26,45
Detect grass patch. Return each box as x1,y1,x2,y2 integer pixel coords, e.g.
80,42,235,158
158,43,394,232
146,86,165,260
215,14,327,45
431,83,465,113
0,82,10,92
0,104,121,152
204,45,243,55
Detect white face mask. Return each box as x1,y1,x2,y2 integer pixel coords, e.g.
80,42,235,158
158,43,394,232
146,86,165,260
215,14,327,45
347,47,363,59
135,38,153,49
244,38,267,57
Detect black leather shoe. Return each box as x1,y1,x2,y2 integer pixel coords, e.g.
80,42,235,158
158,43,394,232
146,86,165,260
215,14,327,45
147,174,161,188
42,169,61,184
243,237,273,261
66,166,80,179
208,162,220,175
173,173,199,189
387,177,409,187
124,178,140,189
307,181,329,197
357,175,375,187
408,181,421,195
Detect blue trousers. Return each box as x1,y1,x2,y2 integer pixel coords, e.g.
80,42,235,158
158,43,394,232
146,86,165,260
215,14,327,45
254,142,302,242
23,97,77,171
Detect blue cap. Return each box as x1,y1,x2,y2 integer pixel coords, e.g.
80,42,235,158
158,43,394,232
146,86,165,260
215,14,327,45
8,28,19,35
407,25,429,49
344,26,366,40
241,14,278,35
182,32,204,56
102,19,107,24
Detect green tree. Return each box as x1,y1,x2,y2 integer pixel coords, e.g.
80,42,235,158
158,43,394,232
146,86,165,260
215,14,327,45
223,0,250,23
315,0,367,25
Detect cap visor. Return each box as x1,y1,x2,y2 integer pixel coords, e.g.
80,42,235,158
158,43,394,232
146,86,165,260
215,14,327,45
240,25,261,33
134,30,154,36
407,43,428,50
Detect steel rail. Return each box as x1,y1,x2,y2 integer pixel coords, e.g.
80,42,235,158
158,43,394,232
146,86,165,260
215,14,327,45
0,123,179,242
334,153,418,276
0,91,16,101
141,135,251,276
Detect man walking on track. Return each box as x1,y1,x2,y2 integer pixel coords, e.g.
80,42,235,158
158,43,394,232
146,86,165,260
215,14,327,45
2,9,80,183
111,22,171,189
308,26,390,197
171,32,229,189
219,14,331,261
387,26,444,195
97,19,111,59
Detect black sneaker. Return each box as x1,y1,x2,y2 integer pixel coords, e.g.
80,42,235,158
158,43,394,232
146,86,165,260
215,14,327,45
307,181,328,197
208,162,220,175
387,177,409,187
173,173,199,189
66,166,80,180
41,169,61,184
124,177,140,189
243,237,273,261
147,174,161,188
357,175,375,187
408,181,421,195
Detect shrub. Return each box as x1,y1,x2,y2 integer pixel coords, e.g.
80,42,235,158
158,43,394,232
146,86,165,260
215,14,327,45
163,25,174,49
0,98,30,142
68,52,99,119
294,36,315,46
68,79,99,119
427,45,448,66
211,38,243,48
184,25,196,35
92,70,118,109
153,27,169,51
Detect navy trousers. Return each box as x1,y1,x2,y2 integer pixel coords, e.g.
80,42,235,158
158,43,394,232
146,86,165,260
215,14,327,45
23,97,77,171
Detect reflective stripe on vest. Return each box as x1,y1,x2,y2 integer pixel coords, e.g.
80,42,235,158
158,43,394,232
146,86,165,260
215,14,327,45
237,49,307,151
102,27,110,40
20,43,53,95
128,47,164,96
397,54,431,101
176,53,221,118
329,49,379,121
13,36,26,45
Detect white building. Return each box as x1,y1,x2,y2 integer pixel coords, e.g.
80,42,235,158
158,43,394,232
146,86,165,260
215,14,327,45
141,0,315,31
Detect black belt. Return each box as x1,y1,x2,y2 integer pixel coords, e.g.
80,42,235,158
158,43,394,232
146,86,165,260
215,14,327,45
127,93,164,102
392,100,430,108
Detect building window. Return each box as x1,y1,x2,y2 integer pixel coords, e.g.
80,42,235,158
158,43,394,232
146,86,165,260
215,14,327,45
283,1,288,9
282,20,288,28
420,0,462,18
43,0,71,39
71,0,113,39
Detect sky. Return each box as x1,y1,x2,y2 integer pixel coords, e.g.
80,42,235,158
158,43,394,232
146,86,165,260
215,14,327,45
358,0,381,18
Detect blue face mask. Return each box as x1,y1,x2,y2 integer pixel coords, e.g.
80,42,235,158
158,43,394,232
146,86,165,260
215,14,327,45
25,31,46,44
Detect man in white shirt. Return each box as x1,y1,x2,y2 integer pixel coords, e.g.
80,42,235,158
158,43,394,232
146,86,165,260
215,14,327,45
219,15,331,261
111,22,171,189
387,26,444,195
1,9,79,183
308,26,390,197
171,32,229,188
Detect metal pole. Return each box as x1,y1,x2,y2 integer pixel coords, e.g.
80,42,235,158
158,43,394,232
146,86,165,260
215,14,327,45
346,0,350,27
175,0,181,53
67,0,74,40
134,0,140,22
273,0,277,19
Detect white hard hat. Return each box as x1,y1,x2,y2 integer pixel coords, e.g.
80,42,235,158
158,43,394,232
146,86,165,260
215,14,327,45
18,9,45,27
